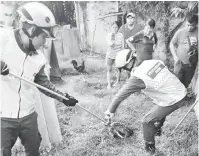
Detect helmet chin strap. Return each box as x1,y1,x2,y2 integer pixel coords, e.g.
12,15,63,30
22,28,36,51
22,27,43,52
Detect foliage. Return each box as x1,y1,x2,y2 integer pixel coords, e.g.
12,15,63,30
39,1,76,26
118,1,198,68
118,1,173,54
171,1,198,19
46,54,198,156
168,2,198,45
7,1,76,26
119,1,171,24
119,1,198,26
119,1,198,39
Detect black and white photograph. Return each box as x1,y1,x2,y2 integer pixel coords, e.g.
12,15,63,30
0,1,198,156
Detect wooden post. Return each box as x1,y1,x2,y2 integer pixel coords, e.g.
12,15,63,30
62,28,81,59
50,42,62,80
74,2,87,50
43,39,61,81
96,12,123,19
90,20,97,55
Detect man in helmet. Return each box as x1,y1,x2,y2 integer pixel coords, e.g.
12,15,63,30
104,33,187,154
0,2,78,156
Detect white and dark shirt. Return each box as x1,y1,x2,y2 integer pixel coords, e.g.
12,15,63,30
0,28,64,118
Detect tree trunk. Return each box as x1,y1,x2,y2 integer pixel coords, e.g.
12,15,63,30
163,18,170,53
167,17,186,45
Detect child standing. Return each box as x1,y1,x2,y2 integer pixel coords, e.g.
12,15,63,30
106,21,124,89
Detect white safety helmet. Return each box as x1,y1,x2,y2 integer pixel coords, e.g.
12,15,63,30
115,49,135,68
17,2,56,28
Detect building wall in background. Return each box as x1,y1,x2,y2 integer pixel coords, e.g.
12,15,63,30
75,1,119,54
0,3,15,27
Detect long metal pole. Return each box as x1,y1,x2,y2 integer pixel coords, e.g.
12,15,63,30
9,72,106,123
171,100,198,135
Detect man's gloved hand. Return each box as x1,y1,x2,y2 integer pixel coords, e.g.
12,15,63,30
104,110,114,126
63,93,78,106
1,61,9,76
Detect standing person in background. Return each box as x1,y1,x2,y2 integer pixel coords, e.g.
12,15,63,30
106,21,124,89
118,12,144,49
118,12,143,79
126,18,158,61
0,2,78,156
170,14,198,89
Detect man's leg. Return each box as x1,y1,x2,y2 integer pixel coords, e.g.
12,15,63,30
19,112,42,156
154,117,165,136
1,118,19,156
181,65,196,88
142,100,183,153
114,68,121,86
126,70,131,79
174,60,184,83
125,57,137,80
106,58,114,89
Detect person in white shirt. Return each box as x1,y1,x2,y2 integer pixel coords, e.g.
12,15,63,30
104,45,187,154
0,2,78,156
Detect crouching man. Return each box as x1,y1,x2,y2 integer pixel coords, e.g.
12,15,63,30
104,47,186,154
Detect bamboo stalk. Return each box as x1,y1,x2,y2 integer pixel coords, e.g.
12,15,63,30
96,12,123,19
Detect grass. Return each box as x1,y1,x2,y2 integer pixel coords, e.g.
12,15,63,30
41,53,198,156
12,53,198,156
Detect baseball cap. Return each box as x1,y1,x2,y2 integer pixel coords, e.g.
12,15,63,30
127,13,135,18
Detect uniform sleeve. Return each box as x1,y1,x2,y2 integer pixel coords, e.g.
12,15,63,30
34,66,64,102
107,76,146,113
